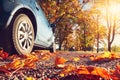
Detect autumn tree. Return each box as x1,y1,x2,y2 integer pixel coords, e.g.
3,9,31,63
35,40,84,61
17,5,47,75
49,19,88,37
37,0,102,51
74,11,97,51
93,0,120,52
105,0,120,52
63,33,75,50
37,0,83,50
71,2,107,52
89,6,107,52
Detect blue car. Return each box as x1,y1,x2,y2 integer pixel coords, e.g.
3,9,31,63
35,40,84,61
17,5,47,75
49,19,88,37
0,0,55,54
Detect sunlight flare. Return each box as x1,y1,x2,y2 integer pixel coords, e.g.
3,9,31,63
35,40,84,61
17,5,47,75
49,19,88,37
109,3,120,15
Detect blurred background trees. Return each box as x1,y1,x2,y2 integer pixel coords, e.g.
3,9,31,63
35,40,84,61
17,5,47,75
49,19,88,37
36,0,120,52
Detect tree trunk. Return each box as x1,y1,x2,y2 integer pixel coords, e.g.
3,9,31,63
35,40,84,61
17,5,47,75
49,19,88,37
96,15,99,53
108,42,111,52
59,43,62,50
106,0,116,52
97,33,99,53
83,22,86,51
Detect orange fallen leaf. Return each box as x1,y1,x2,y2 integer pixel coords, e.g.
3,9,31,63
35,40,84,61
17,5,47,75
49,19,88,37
92,67,111,79
0,53,39,73
109,63,120,80
0,66,10,74
23,54,38,69
55,57,67,67
76,65,90,74
76,65,111,79
60,64,76,75
5,58,25,70
111,52,120,59
0,49,9,59
116,63,120,70
41,54,50,61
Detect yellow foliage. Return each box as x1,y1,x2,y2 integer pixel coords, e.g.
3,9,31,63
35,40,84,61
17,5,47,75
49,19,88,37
90,52,120,61
73,57,80,62
100,51,111,58
60,73,65,77
26,76,35,80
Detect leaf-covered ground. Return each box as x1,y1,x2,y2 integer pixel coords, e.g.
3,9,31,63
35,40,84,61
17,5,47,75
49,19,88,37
0,50,120,80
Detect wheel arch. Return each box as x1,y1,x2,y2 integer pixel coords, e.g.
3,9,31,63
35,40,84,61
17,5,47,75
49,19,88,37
8,8,37,39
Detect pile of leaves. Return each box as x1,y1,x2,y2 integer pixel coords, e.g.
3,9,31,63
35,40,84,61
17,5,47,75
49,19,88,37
0,53,38,74
55,52,120,80
90,51,120,61
0,50,120,80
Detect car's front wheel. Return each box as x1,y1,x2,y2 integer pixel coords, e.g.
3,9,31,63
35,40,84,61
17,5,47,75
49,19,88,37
12,14,34,54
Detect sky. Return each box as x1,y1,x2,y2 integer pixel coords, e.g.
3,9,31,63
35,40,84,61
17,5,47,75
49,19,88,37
79,0,93,10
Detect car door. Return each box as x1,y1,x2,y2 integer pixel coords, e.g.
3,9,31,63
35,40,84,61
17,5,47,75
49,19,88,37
33,1,54,47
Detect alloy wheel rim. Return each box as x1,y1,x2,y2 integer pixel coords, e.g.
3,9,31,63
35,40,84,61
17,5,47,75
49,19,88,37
17,21,33,50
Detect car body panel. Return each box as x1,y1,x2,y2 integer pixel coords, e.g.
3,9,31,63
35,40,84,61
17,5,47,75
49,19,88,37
0,0,55,49
0,0,24,28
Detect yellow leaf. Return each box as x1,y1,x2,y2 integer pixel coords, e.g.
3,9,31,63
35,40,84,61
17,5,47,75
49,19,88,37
26,76,35,80
60,73,65,77
101,51,111,58
73,57,80,62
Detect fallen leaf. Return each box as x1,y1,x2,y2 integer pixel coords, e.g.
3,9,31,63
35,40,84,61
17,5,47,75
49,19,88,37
26,76,35,80
56,64,65,68
76,65,90,74
73,57,80,62
55,57,67,67
0,49,9,59
92,67,111,79
5,58,25,70
76,65,111,79
24,54,38,69
90,52,120,61
60,73,65,77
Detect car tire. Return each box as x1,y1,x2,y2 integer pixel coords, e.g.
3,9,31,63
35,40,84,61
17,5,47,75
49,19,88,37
12,14,34,54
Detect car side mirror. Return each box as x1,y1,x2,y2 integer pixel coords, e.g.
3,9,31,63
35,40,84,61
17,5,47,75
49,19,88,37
50,23,56,28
